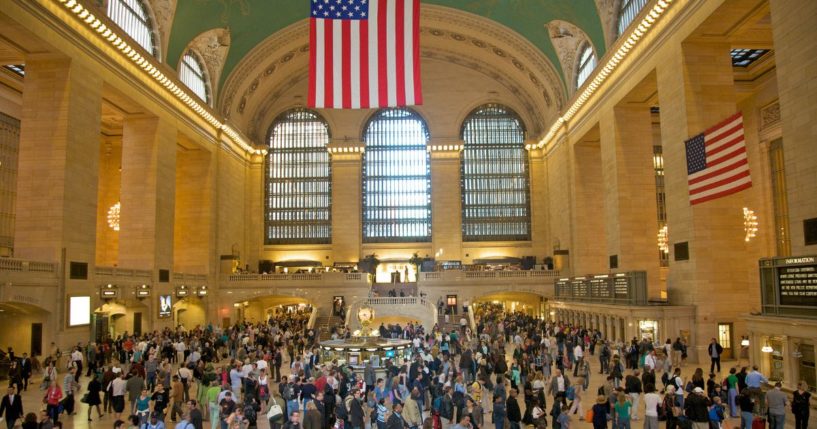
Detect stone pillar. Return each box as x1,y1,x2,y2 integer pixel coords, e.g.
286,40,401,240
430,144,462,260
657,41,753,364
174,147,214,274
14,57,101,264
599,106,661,298
769,0,817,256
571,142,607,275
330,142,363,262
528,146,548,258
119,116,177,271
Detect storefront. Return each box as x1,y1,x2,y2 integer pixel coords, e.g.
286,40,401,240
746,315,817,391
639,320,659,342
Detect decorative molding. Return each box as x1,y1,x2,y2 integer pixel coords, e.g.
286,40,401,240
149,0,177,61
218,4,566,139
760,101,780,130
547,20,593,98
187,27,231,100
594,0,622,49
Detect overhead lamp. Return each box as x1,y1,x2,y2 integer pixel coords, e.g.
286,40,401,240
761,342,773,353
740,336,749,347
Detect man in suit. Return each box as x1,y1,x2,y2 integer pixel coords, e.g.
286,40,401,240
708,338,724,374
0,385,24,429
19,353,32,391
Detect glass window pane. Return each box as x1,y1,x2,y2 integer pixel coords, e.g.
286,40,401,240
362,108,431,243
617,0,649,37
179,51,209,103
460,104,530,242
576,44,597,88
106,0,157,57
265,109,332,245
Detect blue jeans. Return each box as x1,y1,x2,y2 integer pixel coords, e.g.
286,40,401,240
769,413,785,429
728,388,738,417
741,411,754,429
616,417,631,429
287,400,299,418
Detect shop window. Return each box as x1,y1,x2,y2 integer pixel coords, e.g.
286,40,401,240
769,339,785,382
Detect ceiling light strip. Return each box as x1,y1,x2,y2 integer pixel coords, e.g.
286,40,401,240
52,0,255,153
531,0,674,151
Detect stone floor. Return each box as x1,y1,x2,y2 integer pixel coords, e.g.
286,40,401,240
9,353,816,429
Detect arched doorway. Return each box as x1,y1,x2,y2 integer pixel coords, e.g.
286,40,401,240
471,291,548,317
0,302,51,359
95,299,149,339
173,297,206,330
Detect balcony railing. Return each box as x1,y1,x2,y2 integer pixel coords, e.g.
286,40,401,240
224,271,370,287
419,269,560,282
0,258,57,273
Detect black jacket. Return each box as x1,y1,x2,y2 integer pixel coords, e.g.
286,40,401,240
684,394,710,422
386,412,406,429
506,397,522,423
0,394,24,422
624,375,642,394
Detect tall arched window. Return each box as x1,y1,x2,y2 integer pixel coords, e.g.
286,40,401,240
107,0,158,57
617,0,649,37
265,109,332,245
461,104,530,241
363,109,431,243
576,43,597,88
179,51,209,103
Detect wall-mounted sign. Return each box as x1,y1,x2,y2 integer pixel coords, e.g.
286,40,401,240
159,295,172,318
760,256,817,316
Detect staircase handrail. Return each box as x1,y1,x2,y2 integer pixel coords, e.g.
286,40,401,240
307,306,319,329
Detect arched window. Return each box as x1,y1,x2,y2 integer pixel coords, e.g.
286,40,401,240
265,109,332,245
179,51,209,103
617,0,649,37
576,43,597,88
363,109,431,243
106,0,158,57
461,104,530,241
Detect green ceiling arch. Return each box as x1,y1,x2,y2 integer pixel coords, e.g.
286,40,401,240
166,0,607,93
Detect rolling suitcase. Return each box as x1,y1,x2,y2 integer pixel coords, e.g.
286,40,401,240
751,416,766,429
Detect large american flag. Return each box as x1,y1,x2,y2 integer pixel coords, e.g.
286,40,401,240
308,0,422,109
685,112,752,205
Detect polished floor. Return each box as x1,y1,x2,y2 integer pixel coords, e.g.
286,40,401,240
7,352,815,429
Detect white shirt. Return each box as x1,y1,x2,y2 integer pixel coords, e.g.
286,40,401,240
644,354,657,370
556,376,565,392
256,359,268,371
112,377,127,396
71,350,83,362
574,345,583,359
644,392,661,417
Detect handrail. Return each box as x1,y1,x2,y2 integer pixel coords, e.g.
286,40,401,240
307,306,319,329
0,258,57,273
365,296,430,306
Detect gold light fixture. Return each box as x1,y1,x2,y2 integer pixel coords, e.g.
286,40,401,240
107,202,121,231
657,225,669,253
743,207,758,242
761,342,773,353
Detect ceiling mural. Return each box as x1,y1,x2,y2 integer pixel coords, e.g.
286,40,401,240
166,0,608,93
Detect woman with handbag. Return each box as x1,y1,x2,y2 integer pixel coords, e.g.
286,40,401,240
85,375,104,421
41,362,57,391
267,386,286,429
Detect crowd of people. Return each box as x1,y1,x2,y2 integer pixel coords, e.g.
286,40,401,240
0,304,813,429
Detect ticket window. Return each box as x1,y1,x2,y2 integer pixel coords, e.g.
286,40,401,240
798,344,816,392
718,323,733,359
639,320,658,342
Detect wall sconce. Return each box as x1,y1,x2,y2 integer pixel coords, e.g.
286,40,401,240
135,284,151,299
100,283,119,300
743,207,758,242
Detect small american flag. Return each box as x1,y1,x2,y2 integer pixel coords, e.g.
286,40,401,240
685,112,752,205
308,0,422,109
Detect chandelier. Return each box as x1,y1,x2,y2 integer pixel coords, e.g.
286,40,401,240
743,207,758,242
107,202,121,231
657,225,669,253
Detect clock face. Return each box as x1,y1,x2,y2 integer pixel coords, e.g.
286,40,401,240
358,307,374,321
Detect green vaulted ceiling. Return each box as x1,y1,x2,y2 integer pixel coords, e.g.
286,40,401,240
166,0,607,91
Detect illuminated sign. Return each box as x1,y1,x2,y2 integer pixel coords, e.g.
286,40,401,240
159,295,172,318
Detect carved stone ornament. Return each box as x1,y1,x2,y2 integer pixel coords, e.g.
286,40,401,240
547,20,593,97
594,0,621,49
760,101,781,130
188,27,232,98
149,0,177,60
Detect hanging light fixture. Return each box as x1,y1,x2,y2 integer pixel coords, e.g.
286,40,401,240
740,336,750,347
743,207,758,242
107,202,121,231
761,342,773,353
658,225,669,253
